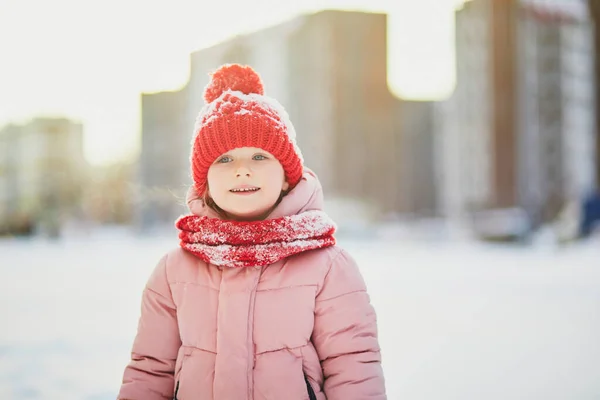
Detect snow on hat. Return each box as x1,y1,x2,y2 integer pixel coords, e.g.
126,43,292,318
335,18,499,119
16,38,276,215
190,64,304,196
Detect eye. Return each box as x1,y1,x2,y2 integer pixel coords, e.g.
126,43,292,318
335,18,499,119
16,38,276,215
253,154,267,161
216,156,232,163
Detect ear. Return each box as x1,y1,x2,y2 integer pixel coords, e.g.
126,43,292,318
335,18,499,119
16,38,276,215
186,185,201,206
282,180,290,191
188,187,208,215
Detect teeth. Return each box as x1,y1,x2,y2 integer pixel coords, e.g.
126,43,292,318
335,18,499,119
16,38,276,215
231,188,259,192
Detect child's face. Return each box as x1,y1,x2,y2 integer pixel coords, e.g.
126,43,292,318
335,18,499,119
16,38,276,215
207,147,290,221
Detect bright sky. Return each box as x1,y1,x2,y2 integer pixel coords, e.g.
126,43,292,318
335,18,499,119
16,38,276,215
0,0,467,166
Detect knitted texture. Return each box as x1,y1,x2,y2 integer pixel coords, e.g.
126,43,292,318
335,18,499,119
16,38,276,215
176,210,336,267
191,64,304,195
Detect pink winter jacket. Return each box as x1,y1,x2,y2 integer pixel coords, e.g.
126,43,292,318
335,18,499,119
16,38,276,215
118,170,386,399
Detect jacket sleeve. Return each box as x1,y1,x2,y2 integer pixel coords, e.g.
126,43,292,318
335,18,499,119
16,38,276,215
312,248,386,399
118,254,182,400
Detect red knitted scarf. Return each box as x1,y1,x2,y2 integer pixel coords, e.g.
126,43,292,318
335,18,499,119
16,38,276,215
175,210,337,268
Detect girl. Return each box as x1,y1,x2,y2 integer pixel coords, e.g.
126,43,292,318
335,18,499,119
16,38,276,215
118,64,386,400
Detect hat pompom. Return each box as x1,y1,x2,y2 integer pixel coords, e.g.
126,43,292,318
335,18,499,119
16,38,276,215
203,64,264,104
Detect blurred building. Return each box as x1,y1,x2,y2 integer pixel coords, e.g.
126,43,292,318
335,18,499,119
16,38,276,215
0,124,21,232
439,0,596,238
589,1,600,189
83,161,135,225
519,0,596,228
396,101,438,217
136,10,438,229
0,118,87,236
136,89,190,231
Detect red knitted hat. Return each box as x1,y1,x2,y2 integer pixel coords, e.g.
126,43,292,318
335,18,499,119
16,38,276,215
191,64,304,196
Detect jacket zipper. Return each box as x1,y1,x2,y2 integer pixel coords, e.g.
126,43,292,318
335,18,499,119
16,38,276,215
173,353,187,400
247,267,262,399
305,374,317,400
173,380,180,400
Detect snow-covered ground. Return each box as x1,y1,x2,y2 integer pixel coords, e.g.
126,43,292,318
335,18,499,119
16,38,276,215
0,228,599,400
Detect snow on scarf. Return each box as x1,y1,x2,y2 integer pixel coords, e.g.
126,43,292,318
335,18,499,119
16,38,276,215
175,210,337,267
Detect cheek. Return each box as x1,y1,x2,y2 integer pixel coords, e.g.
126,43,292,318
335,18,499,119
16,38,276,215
263,166,286,190
269,163,285,180
207,168,226,191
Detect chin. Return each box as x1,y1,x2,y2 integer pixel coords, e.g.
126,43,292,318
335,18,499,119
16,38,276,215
225,207,269,221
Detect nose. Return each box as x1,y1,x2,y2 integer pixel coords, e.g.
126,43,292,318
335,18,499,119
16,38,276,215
235,165,251,178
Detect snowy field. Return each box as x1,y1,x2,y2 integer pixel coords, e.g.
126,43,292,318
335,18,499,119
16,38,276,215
0,228,599,400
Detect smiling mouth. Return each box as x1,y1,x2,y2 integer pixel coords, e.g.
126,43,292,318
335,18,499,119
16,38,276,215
230,187,260,193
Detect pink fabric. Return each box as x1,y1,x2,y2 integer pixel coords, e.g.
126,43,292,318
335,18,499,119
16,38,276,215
118,170,386,399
